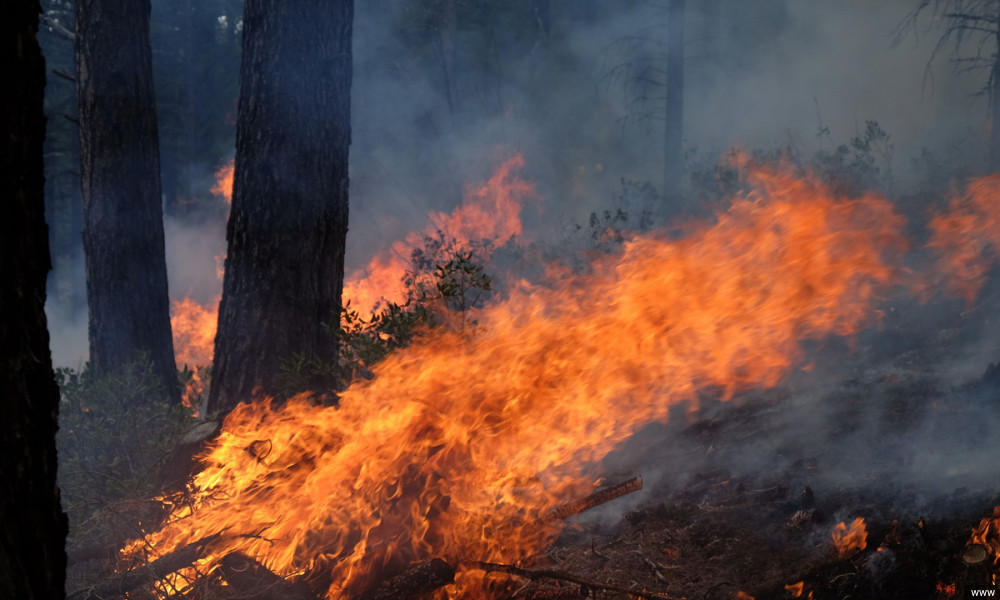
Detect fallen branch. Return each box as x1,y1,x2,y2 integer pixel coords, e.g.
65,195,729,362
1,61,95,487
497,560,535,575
218,552,319,600
68,533,220,600
476,561,672,600
545,476,643,521
356,558,456,600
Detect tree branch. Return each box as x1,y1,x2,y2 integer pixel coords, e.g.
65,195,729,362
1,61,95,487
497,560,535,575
39,14,76,41
67,533,221,600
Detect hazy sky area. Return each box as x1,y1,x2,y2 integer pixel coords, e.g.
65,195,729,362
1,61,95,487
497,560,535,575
346,0,988,263
45,1,996,368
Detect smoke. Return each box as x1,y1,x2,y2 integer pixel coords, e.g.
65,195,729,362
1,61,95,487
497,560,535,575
43,1,1000,532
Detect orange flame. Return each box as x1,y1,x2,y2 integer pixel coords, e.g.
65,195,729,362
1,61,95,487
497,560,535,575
129,159,910,599
171,296,219,368
211,160,234,204
968,506,1000,585
784,581,805,597
343,153,536,316
927,174,1000,303
831,517,868,558
170,296,219,412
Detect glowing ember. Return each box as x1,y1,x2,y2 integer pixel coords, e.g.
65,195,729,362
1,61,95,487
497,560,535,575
211,159,234,204
343,153,536,316
129,159,911,599
784,581,805,597
831,517,868,558
927,174,1000,303
967,506,1000,585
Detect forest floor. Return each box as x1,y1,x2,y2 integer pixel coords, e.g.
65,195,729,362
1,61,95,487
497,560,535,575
492,289,1000,600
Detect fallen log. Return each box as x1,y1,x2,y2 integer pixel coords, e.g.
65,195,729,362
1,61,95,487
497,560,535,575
218,552,319,600
355,558,455,600
67,533,220,600
545,476,643,521
476,561,672,600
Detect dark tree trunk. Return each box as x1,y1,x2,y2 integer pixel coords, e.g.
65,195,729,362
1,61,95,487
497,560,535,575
208,0,353,413
663,0,684,213
0,2,69,598
76,0,180,403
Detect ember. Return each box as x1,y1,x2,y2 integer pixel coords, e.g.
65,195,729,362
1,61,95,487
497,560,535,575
831,517,868,558
967,506,1000,585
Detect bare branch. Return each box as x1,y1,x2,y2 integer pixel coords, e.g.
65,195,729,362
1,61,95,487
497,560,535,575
39,14,75,41
52,68,75,83
944,12,999,24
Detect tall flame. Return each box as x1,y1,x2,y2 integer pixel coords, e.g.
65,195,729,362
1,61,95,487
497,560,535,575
927,174,1000,302
131,159,910,599
171,296,219,369
170,296,220,412
343,153,536,316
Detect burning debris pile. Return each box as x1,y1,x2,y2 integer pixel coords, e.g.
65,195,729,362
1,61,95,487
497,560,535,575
69,156,1000,600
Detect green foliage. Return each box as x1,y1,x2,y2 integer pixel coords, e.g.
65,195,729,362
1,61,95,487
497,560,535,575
684,121,895,208
814,120,894,195
278,234,497,398
57,354,195,552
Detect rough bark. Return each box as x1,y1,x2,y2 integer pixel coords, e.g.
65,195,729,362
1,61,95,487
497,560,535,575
208,0,353,413
76,0,180,403
0,2,69,597
663,0,685,214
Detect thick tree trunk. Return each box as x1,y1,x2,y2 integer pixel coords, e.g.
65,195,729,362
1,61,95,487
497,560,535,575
0,2,69,598
663,0,685,214
208,0,353,413
76,0,180,403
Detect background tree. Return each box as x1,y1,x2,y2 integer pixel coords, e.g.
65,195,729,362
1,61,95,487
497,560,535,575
896,0,1000,170
1,1,68,597
208,0,354,413
151,0,241,216
76,0,180,403
606,0,788,217
39,0,84,316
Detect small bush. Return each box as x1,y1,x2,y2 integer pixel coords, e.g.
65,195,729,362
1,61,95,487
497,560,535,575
57,355,195,556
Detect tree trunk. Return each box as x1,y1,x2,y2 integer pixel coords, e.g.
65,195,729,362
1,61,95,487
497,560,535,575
0,2,69,598
663,0,685,214
208,0,353,413
76,0,180,403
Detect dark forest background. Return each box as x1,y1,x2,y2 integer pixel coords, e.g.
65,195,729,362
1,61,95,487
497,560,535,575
39,0,998,371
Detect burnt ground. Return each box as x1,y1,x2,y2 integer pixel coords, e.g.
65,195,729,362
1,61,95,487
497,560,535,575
489,291,1000,600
